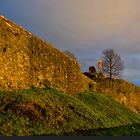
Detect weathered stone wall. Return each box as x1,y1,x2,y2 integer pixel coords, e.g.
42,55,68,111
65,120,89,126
0,16,96,94
96,78,140,114
96,79,136,95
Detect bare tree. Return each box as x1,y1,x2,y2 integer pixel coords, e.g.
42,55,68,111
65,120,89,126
101,49,124,79
64,50,76,60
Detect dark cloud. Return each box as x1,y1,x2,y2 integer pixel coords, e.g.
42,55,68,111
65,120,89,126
1,0,140,82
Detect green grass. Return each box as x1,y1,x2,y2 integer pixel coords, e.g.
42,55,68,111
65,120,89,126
69,123,140,136
0,87,140,136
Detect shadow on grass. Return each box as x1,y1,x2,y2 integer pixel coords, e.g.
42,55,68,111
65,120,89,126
39,123,140,136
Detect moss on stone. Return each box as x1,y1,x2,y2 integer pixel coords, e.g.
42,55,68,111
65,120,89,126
0,16,96,94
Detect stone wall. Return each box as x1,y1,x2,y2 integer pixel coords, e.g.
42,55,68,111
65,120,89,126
0,16,96,94
96,78,140,114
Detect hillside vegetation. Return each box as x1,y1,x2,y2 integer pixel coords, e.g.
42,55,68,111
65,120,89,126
1,15,140,136
1,87,140,136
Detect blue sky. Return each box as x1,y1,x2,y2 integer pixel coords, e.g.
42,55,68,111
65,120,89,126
0,0,140,85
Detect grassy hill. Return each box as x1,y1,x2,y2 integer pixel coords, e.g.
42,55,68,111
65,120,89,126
1,87,140,136
1,15,140,136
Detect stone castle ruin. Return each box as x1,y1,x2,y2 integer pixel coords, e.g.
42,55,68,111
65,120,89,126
83,66,105,80
0,16,96,94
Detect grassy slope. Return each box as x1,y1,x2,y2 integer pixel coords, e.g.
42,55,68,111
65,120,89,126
0,88,140,136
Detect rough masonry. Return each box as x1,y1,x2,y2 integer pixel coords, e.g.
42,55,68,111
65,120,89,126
0,15,96,94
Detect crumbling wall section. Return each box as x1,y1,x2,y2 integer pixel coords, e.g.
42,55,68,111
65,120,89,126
0,16,96,94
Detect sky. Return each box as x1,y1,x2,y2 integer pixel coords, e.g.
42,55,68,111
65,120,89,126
0,0,140,85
